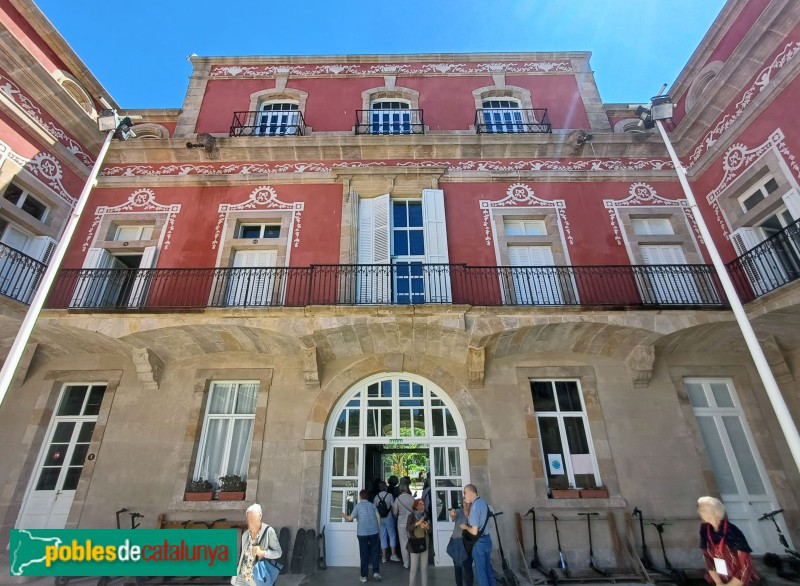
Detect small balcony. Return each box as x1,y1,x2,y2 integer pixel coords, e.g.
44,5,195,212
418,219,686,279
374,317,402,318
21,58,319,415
0,242,46,305
229,111,307,137
46,263,728,311
355,109,425,135
475,108,552,134
727,217,800,302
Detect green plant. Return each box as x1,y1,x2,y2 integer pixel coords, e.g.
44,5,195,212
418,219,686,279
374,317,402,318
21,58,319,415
187,478,213,493
218,474,246,492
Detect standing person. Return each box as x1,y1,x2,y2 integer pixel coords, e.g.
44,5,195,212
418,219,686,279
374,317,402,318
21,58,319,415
388,475,400,498
449,500,474,586
374,481,401,563
406,498,432,586
697,496,759,586
343,490,382,582
393,481,415,569
460,484,495,586
232,503,282,586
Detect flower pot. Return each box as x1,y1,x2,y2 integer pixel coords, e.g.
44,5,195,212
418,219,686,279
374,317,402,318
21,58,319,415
550,489,580,499
580,488,609,499
218,491,245,501
185,491,213,501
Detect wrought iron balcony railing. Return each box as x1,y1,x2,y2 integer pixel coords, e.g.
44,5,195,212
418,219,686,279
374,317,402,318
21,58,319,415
355,109,425,135
726,217,800,302
475,108,552,134
0,241,46,305
230,110,307,137
45,263,728,311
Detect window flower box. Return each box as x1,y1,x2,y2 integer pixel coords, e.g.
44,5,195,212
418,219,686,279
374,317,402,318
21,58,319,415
185,478,213,501
218,491,245,501
550,488,581,499
580,487,609,499
218,474,247,501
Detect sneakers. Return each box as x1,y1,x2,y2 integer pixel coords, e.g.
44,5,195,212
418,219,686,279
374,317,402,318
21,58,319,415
381,556,387,563
390,554,401,562
360,577,367,583
373,573,382,582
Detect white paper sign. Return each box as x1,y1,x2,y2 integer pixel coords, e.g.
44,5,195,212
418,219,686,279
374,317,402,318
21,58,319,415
547,454,565,475
714,558,728,576
571,454,595,475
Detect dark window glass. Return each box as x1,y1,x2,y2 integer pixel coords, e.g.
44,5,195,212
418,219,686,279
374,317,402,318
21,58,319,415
408,203,423,227
531,381,556,411
84,386,106,416
77,422,96,443
36,468,60,491
764,178,779,194
62,467,83,490
239,225,262,238
409,231,424,255
393,202,407,228
52,421,76,443
20,196,47,221
395,232,409,256
263,225,280,238
44,444,68,466
3,183,23,204
58,386,87,416
742,191,765,211
555,381,582,411
70,444,89,466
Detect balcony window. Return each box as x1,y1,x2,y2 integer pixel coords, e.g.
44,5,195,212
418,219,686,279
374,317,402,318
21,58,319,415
238,224,281,239
481,99,524,133
257,102,300,136
3,183,48,222
371,101,411,134
739,177,779,212
631,218,674,236
504,219,547,236
113,224,154,242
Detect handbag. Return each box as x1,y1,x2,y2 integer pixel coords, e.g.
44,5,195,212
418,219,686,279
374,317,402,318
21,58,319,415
447,537,469,565
254,559,283,586
409,536,427,554
462,507,491,556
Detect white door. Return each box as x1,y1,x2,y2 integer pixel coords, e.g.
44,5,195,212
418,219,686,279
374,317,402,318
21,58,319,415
226,249,278,306
17,384,106,529
640,245,700,303
430,445,467,566
685,379,789,553
71,248,126,308
508,245,562,304
325,444,363,567
126,246,158,308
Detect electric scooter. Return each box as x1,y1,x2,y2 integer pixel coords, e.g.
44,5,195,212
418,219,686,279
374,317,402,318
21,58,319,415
632,507,686,586
651,522,687,586
578,512,609,576
551,514,571,578
759,508,800,579
525,507,558,584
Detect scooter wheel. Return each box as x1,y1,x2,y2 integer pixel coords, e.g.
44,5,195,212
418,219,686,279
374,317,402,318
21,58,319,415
670,569,688,586
763,552,780,567
548,569,559,585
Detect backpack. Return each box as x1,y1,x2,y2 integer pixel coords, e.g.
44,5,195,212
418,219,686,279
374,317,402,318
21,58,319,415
376,493,391,518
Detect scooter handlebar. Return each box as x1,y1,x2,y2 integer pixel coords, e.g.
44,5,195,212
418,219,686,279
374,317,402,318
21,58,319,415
758,509,784,521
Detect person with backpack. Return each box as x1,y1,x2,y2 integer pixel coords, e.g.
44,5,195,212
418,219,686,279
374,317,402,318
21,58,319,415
374,481,401,563
393,480,415,569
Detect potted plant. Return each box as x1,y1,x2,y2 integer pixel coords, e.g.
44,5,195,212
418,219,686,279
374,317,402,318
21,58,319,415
580,485,609,499
218,474,246,501
549,478,580,499
185,478,213,501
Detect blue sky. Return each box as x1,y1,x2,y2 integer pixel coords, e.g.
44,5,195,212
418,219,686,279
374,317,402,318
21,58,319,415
35,0,726,109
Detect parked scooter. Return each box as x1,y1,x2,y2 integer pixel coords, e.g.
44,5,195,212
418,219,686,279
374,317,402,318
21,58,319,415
578,512,609,577
551,514,571,578
632,507,687,586
525,507,559,584
760,508,800,579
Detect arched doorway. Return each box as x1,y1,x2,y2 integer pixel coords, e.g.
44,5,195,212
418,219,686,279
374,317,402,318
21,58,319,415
321,373,469,567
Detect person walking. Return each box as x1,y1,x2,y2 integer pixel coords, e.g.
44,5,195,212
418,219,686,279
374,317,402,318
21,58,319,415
374,481,401,563
343,490,383,582
449,500,474,586
406,498,432,586
460,484,495,586
232,503,282,586
697,496,759,586
393,480,415,569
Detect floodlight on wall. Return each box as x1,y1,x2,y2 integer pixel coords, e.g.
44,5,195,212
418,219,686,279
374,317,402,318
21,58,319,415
634,91,800,474
0,110,139,409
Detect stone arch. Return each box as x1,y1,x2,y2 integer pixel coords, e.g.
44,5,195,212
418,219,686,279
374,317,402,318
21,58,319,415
472,84,535,110
53,70,96,117
304,353,487,443
360,85,420,111
131,123,170,139
614,117,650,134
247,87,309,116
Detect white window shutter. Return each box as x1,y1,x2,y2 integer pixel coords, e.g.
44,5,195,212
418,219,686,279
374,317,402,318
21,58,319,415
422,189,450,264
641,245,686,265
357,194,391,303
782,189,800,220
358,193,391,264
729,227,763,255
139,245,159,269
27,236,57,264
82,247,111,269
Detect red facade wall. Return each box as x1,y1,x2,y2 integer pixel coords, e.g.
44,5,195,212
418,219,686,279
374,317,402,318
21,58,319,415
0,1,71,76
196,73,589,134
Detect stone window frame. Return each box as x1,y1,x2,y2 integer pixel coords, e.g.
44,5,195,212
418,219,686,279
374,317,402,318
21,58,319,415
716,150,799,233
361,86,420,112
0,165,66,238
492,207,568,266
53,70,96,118
10,369,122,529
217,212,292,269
516,365,618,499
613,118,653,134
247,88,310,133
616,206,702,265
471,84,536,131
171,368,272,511
131,123,170,139
685,61,724,114
91,213,166,256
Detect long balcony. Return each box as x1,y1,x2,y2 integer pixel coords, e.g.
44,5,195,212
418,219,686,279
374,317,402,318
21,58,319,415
229,111,307,137
475,108,552,134
45,263,727,311
0,242,46,305
355,109,425,135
